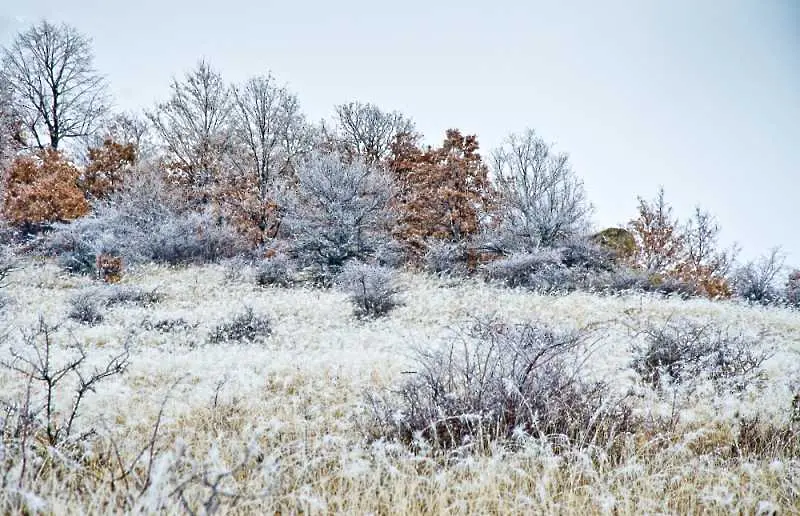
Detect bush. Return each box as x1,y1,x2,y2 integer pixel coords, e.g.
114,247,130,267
365,317,633,453
283,153,394,274
255,253,296,288
208,307,272,343
629,317,772,391
67,290,105,326
423,240,469,277
2,149,89,230
557,238,614,272
42,170,247,273
786,270,800,308
731,248,785,304
482,249,569,291
336,262,403,318
0,318,128,463
103,284,163,307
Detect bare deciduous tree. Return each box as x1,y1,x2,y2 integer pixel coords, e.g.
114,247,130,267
103,111,153,162
231,74,309,195
732,247,785,303
2,21,108,151
148,60,233,190
490,129,591,250
330,101,415,164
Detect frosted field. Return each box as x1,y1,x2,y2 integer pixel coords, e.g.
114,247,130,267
1,259,799,514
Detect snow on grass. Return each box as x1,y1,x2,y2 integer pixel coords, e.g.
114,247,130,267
0,259,798,514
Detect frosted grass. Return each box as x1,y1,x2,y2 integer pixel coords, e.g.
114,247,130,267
0,260,798,514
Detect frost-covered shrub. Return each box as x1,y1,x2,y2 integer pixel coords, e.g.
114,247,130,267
366,317,633,452
0,245,17,290
336,262,403,318
67,290,105,326
482,249,568,291
0,318,128,450
141,317,195,333
557,238,614,272
731,248,784,304
208,307,272,343
255,253,296,288
786,270,800,308
42,171,247,273
423,240,469,277
630,317,772,391
103,285,163,307
283,153,394,274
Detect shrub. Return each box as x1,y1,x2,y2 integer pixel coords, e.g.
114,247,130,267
80,138,136,198
208,307,272,343
67,290,105,325
336,262,403,318
283,152,394,274
103,284,163,307
481,249,568,291
255,253,296,288
2,149,89,230
731,248,785,304
141,317,194,333
365,317,633,453
423,240,469,277
557,238,614,272
42,170,247,273
389,130,493,257
629,317,772,391
786,270,800,307
95,253,122,283
0,317,129,447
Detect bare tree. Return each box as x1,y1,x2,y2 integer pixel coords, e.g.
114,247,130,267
732,247,785,303
330,101,415,164
1,20,108,151
148,60,233,190
230,74,310,201
627,188,684,275
103,111,153,161
490,129,591,250
683,207,736,277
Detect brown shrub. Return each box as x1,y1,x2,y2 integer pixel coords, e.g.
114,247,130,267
81,138,136,198
2,149,89,228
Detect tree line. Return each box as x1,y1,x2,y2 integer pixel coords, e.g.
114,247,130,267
0,20,797,304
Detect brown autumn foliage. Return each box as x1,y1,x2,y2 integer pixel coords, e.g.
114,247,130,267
389,129,493,258
2,149,89,228
81,138,136,198
96,253,123,283
213,173,283,245
628,188,731,298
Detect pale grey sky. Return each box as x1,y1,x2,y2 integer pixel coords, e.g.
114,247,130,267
2,1,798,266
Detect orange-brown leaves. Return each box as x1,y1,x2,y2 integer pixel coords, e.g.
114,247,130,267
81,138,136,198
2,149,89,227
389,129,492,257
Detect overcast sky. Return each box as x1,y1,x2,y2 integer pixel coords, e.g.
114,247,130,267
2,1,798,266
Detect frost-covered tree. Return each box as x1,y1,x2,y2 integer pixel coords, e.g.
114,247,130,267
628,188,684,275
490,129,591,250
328,102,415,165
223,74,312,241
148,61,233,191
2,21,108,151
731,247,785,303
283,153,394,272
